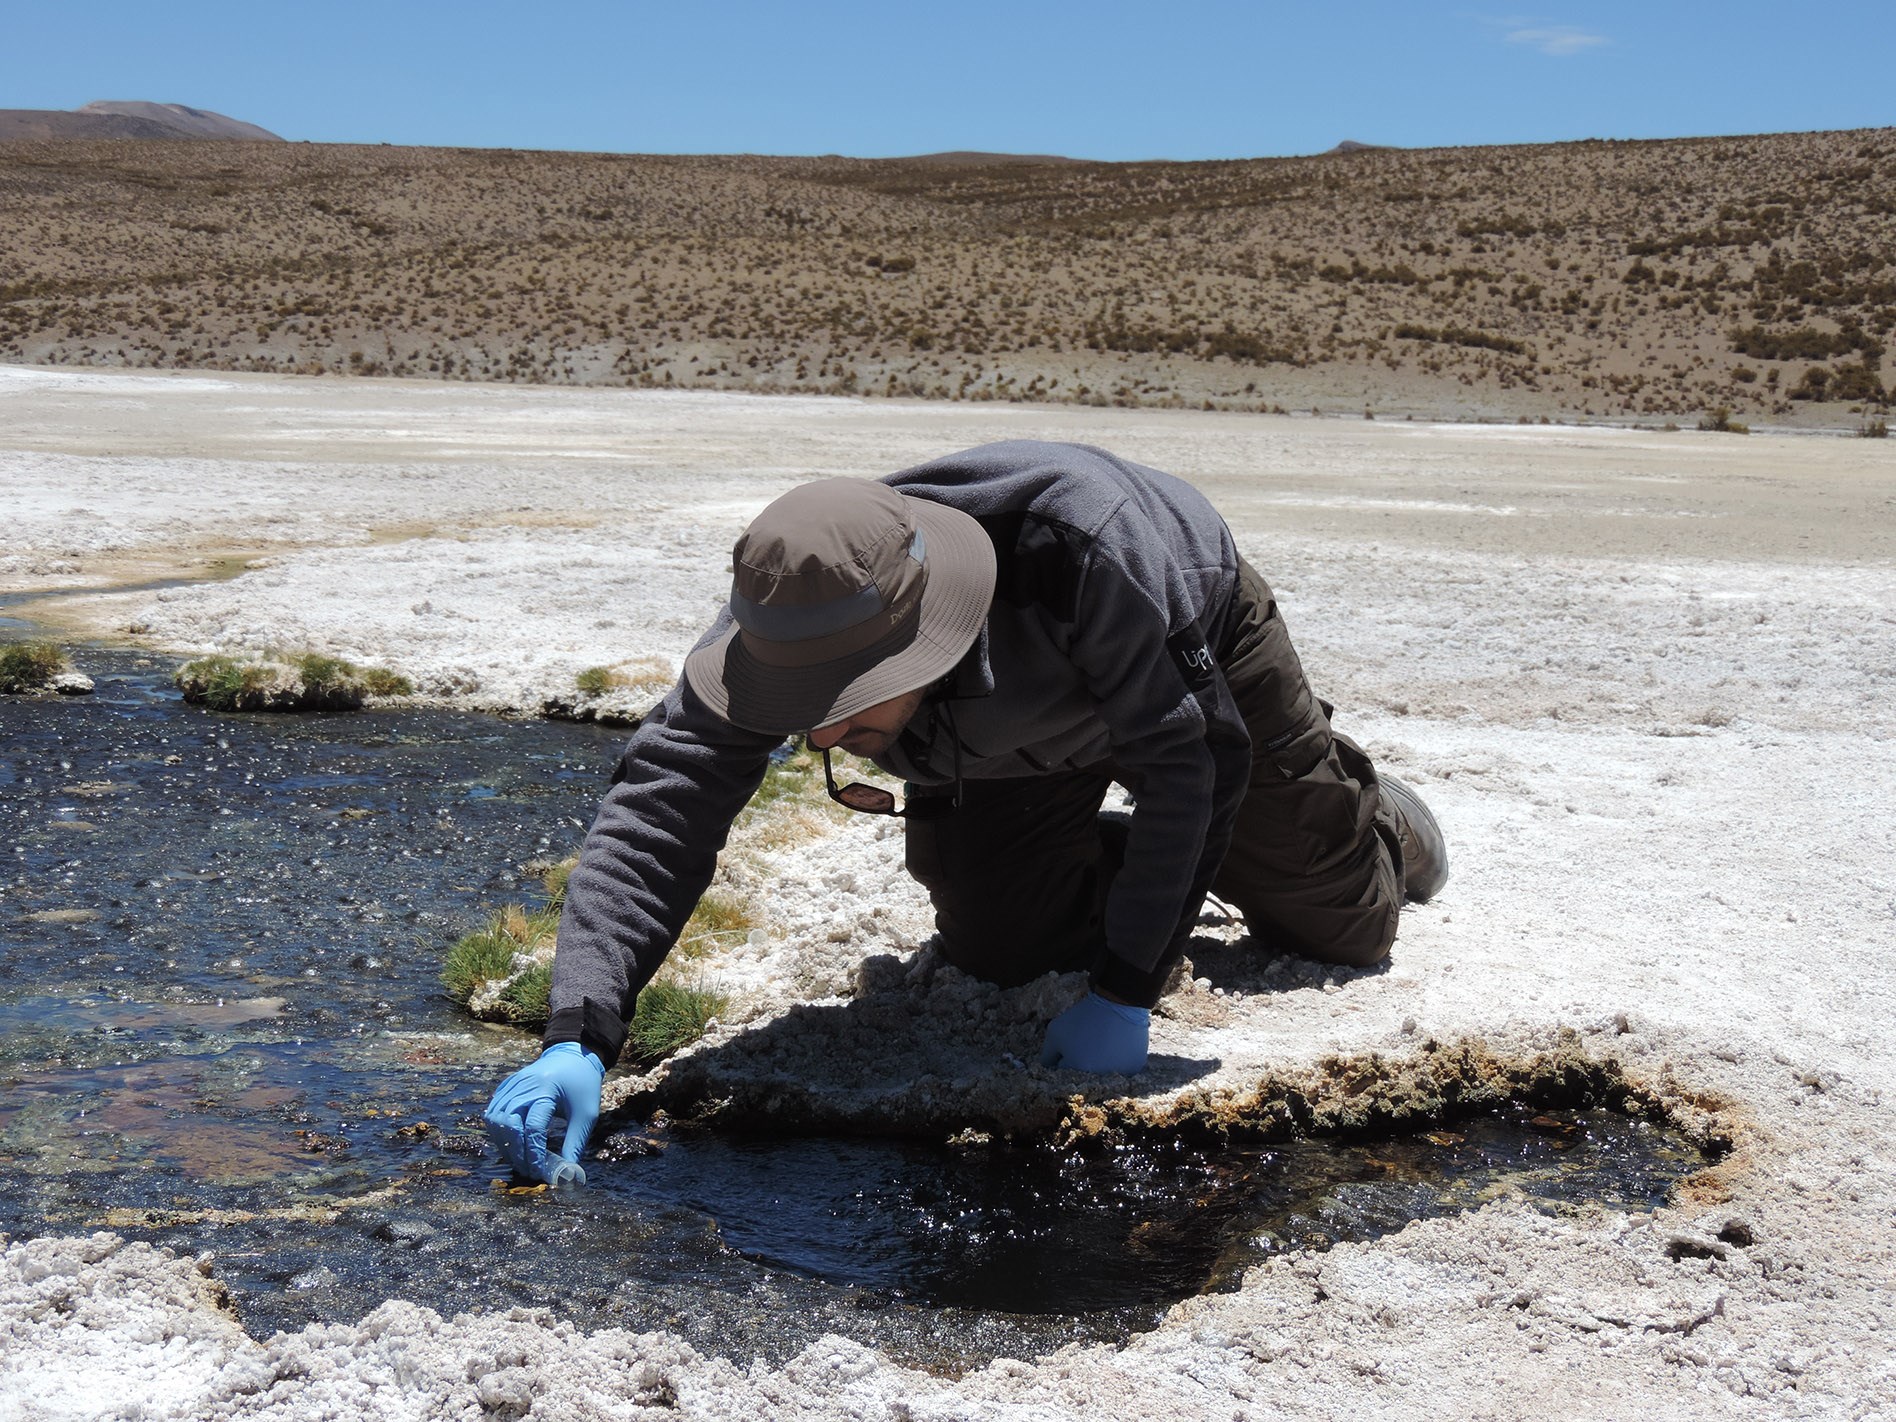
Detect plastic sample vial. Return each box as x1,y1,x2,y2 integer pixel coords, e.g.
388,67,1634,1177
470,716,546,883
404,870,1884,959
548,1160,587,1191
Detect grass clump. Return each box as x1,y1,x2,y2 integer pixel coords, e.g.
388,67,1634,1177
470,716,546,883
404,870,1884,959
294,653,356,698
628,975,729,1062
1857,416,1889,438
575,657,672,698
677,889,756,958
541,855,578,907
0,641,69,693
443,878,728,1062
441,900,561,1024
441,926,521,1003
445,849,747,1057
500,962,552,1024
176,650,413,711
360,666,416,696
176,653,280,709
1697,406,1749,434
495,901,562,951
741,745,843,850
574,665,616,696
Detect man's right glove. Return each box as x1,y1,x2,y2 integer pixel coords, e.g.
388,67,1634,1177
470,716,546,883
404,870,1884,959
1039,991,1150,1074
483,1041,603,1184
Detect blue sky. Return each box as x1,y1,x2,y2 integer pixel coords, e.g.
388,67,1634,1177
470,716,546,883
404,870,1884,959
6,2,1892,160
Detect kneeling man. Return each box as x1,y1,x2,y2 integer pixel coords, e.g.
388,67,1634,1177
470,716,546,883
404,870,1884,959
486,440,1447,1182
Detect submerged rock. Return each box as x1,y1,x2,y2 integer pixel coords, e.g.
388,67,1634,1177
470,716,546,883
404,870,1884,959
369,1217,440,1249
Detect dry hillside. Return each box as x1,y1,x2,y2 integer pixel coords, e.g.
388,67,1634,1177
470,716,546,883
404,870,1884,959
3,128,1893,424
0,102,282,143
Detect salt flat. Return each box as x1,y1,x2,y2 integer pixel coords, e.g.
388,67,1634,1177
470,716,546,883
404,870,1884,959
2,366,1893,1419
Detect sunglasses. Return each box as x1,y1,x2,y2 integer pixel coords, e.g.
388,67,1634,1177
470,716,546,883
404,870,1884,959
819,742,962,819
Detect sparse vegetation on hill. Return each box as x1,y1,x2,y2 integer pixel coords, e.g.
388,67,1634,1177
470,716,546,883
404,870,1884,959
1,129,1893,421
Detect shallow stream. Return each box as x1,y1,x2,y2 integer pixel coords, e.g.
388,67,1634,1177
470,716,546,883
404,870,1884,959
1,643,1710,1371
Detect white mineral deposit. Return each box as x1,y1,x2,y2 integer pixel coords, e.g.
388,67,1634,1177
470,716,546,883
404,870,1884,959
2,365,1892,1419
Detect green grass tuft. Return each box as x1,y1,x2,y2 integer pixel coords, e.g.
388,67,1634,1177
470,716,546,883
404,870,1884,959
359,666,415,696
677,889,755,957
177,650,410,711
541,856,578,908
295,652,357,695
0,641,67,693
442,895,562,1025
176,654,264,710
500,962,553,1026
444,887,727,1049
441,927,518,1002
749,743,825,809
496,902,560,951
628,975,729,1061
575,658,672,699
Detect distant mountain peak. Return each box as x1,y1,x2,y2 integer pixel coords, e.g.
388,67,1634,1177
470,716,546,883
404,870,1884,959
77,101,281,141
0,101,282,142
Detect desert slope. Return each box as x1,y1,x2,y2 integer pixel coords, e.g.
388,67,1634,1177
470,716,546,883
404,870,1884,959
1,127,1891,425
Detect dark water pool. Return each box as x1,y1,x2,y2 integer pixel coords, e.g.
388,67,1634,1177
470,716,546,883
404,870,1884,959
0,644,1710,1372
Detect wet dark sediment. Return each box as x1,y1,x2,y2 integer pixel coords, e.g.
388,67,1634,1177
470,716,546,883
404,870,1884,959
1,643,1713,1372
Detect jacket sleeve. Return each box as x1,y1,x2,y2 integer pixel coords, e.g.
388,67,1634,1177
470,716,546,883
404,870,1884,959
543,666,780,1067
1065,510,1251,1007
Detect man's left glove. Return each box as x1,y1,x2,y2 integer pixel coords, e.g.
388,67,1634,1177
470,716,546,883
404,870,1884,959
483,1041,604,1183
1039,991,1150,1074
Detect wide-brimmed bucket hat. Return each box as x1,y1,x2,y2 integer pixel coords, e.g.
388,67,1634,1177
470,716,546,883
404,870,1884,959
683,478,996,736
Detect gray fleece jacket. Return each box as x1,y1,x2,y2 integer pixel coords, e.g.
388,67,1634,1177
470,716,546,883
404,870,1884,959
545,440,1253,1066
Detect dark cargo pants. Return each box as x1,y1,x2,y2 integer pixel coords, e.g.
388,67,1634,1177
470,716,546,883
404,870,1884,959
903,558,1404,987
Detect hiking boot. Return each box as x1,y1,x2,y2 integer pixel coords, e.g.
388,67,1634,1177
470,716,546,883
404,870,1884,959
1378,774,1449,903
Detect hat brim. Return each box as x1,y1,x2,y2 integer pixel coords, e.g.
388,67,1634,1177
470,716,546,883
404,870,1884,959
683,494,996,737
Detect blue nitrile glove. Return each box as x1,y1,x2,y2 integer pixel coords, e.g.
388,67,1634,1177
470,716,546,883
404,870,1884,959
483,1042,603,1183
1039,991,1150,1074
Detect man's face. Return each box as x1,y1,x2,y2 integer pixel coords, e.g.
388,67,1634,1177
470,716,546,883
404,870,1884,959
805,687,929,758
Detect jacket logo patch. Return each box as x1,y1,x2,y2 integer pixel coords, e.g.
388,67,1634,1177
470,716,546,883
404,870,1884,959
1166,625,1217,692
